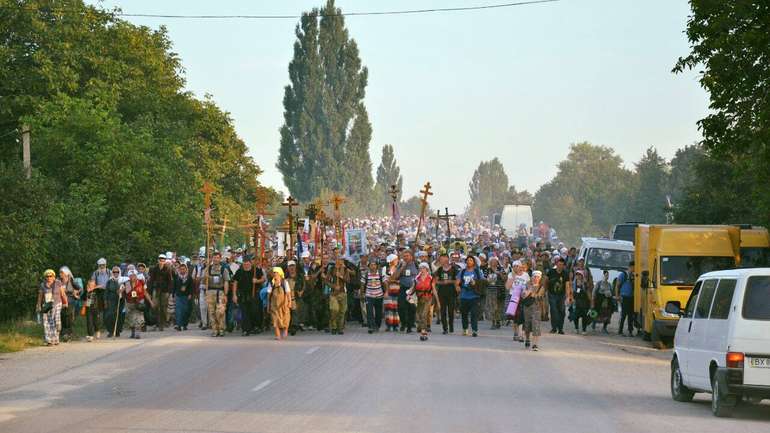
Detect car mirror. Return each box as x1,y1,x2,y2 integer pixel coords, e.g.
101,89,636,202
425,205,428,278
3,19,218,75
664,301,682,316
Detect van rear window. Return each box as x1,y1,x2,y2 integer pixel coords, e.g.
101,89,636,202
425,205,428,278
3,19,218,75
743,276,770,320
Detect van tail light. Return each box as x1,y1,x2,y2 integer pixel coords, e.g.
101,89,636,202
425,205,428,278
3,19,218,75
726,352,744,369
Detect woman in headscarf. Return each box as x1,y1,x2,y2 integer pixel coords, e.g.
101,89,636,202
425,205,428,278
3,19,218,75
325,258,351,335
506,261,530,342
414,262,439,341
572,270,592,335
104,266,125,338
37,269,67,346
592,270,614,334
383,254,401,332
124,270,153,339
521,270,544,351
58,266,81,342
268,267,291,340
174,263,194,331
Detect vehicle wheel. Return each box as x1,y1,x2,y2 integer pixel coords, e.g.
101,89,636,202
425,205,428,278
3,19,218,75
671,358,694,402
711,375,735,417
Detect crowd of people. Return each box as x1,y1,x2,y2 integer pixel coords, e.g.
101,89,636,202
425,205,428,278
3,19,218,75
37,215,637,351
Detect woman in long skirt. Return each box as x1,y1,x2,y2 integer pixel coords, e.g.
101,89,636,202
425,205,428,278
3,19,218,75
383,254,401,332
37,269,67,346
268,267,292,340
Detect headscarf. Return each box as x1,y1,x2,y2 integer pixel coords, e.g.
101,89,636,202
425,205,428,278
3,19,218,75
271,267,285,286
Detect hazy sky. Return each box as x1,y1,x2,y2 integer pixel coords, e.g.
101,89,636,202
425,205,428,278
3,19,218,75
90,0,707,212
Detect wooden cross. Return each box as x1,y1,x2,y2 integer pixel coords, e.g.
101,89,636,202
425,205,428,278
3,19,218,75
199,182,215,285
282,195,299,218
438,207,457,244
414,181,433,242
330,193,346,215
388,184,400,202
429,210,442,240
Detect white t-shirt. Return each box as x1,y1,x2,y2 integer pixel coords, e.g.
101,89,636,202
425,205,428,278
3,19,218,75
508,271,531,295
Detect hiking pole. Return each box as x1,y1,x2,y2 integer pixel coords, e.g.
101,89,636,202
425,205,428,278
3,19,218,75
113,290,122,338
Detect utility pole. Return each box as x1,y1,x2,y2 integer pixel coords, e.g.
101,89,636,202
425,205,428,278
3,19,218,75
22,125,31,179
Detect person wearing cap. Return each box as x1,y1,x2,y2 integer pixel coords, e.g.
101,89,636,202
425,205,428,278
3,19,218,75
124,270,153,339
173,263,194,331
203,251,230,337
521,270,544,351
148,254,174,331
37,269,67,346
232,257,264,336
414,262,439,341
268,267,292,340
383,253,401,332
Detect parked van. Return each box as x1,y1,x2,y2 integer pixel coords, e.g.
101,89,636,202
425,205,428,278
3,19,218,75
667,268,770,417
634,225,740,347
610,222,643,244
499,205,533,239
577,237,634,286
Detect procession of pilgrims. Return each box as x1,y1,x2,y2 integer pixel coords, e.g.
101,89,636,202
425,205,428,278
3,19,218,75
38,193,614,352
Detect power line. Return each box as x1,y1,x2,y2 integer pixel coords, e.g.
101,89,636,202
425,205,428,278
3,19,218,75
118,0,558,19
1,1,558,20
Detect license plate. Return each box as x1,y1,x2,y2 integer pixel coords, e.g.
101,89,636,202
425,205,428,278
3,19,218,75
749,357,770,368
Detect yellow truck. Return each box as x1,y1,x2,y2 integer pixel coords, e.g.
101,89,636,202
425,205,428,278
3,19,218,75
738,225,770,268
634,225,740,347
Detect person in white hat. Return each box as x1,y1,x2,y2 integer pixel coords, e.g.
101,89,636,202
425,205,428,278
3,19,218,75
148,253,174,331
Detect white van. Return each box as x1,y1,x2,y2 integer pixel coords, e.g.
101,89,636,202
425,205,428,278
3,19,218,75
666,268,770,417
577,238,634,285
499,205,533,239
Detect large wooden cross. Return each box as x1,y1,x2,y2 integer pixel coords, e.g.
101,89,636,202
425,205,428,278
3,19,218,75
414,181,433,242
199,182,215,288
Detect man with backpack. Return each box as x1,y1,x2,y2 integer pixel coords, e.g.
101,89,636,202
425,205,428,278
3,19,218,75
543,257,572,335
202,251,230,337
615,260,636,337
457,255,483,337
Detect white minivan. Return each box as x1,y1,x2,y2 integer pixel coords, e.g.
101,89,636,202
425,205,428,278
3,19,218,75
666,268,770,417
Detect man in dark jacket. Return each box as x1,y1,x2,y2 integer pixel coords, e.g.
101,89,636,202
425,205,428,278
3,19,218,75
174,263,194,331
149,254,174,331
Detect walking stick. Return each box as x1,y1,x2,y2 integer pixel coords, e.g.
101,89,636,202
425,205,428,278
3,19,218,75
113,290,122,338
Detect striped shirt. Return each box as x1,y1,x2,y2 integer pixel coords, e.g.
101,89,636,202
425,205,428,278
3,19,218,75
365,271,384,298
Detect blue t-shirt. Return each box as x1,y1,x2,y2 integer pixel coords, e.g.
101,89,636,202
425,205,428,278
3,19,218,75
458,268,481,300
618,271,633,297
259,283,269,306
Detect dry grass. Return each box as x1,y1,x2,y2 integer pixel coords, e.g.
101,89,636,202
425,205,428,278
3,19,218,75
0,320,43,353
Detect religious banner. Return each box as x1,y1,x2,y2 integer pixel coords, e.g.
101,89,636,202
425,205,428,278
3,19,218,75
344,228,367,262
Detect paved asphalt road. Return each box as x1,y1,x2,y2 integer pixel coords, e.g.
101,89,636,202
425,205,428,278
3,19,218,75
1,321,769,433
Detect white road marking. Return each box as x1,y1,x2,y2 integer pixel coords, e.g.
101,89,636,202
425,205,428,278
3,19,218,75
251,380,272,392
306,346,320,354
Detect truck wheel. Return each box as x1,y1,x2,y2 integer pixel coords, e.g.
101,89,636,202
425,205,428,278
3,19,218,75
711,375,735,417
671,358,694,402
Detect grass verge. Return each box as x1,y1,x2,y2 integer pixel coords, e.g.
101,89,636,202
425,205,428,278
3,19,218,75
1,312,89,353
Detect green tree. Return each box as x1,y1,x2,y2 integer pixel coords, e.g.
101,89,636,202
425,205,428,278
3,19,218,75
669,144,704,205
673,1,770,227
469,158,509,218
626,147,670,224
277,0,373,204
0,0,269,318
506,186,534,205
374,144,403,214
400,195,432,217
533,142,634,244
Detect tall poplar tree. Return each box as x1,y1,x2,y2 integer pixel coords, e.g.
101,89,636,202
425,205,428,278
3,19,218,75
468,158,509,217
277,0,373,203
374,144,403,213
